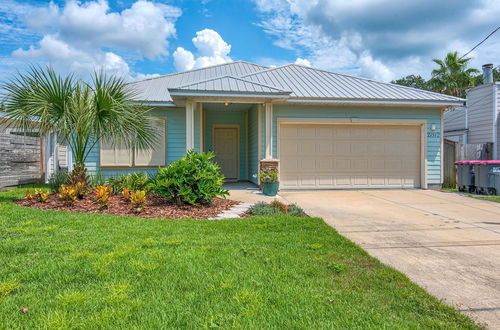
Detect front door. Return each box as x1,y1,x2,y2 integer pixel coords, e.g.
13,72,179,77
213,127,239,181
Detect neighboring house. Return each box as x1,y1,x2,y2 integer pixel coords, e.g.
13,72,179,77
83,61,462,190
444,64,499,158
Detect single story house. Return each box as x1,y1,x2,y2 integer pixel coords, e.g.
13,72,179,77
78,61,463,190
444,64,499,158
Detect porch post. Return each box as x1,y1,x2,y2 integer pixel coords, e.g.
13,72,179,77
265,103,273,159
198,103,204,152
186,101,195,151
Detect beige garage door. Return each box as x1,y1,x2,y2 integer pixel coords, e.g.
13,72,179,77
279,124,421,189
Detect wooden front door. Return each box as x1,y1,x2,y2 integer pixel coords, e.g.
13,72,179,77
213,127,239,181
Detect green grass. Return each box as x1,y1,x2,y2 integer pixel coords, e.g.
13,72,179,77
470,195,500,203
0,187,478,329
441,187,500,203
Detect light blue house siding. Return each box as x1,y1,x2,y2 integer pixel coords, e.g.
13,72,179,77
204,108,248,180
247,105,259,184
272,104,442,185
84,107,186,178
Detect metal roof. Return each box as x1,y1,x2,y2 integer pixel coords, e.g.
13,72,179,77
172,76,290,94
129,61,464,106
129,61,268,102
242,64,464,104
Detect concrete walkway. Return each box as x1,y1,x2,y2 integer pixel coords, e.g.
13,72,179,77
279,189,500,328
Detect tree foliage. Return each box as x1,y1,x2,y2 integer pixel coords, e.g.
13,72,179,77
391,75,431,90
1,66,157,168
428,51,479,97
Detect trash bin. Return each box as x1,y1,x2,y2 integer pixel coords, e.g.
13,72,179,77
454,160,476,193
473,161,489,194
484,161,500,195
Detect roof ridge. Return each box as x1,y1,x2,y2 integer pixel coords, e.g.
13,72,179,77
128,61,269,84
243,63,464,101
240,63,295,78
172,75,289,92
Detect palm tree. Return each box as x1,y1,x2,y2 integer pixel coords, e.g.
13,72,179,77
428,51,479,97
1,66,157,185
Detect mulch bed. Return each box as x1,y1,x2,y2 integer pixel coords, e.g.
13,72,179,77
15,193,240,220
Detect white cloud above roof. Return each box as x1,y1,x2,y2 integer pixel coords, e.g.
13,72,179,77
12,0,181,79
252,0,500,81
173,29,232,72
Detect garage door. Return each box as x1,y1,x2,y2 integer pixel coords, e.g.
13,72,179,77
279,124,421,189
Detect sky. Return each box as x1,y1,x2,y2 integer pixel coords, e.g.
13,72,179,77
0,0,498,83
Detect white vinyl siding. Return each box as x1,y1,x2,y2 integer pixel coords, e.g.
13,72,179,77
444,108,467,132
467,85,494,144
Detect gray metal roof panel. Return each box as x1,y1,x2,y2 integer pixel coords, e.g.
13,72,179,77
129,61,269,102
171,76,291,94
242,64,464,102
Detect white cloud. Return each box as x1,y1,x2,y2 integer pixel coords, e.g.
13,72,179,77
10,0,181,79
173,29,232,72
252,0,500,81
294,58,311,67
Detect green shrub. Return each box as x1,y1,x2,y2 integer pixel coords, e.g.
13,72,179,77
150,150,228,205
246,201,308,217
287,204,308,217
246,202,277,216
108,173,151,194
48,171,69,193
89,172,106,187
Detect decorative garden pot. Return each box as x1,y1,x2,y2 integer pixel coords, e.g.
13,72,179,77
262,182,279,196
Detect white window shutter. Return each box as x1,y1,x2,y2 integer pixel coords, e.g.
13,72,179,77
134,117,166,167
100,140,133,167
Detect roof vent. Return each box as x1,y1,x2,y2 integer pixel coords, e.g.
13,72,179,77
482,63,494,84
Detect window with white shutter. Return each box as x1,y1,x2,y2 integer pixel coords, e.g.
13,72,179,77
100,117,166,167
135,117,166,166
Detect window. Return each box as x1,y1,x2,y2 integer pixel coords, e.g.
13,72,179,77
100,117,166,167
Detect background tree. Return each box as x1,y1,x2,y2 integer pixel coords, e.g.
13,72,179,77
1,66,157,185
427,51,479,97
391,74,430,90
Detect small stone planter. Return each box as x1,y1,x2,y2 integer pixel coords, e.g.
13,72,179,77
262,182,279,196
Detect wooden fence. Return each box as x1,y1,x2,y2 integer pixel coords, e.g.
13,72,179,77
0,132,43,188
442,140,492,188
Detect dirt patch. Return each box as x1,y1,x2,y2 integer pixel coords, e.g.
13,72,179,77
15,193,240,220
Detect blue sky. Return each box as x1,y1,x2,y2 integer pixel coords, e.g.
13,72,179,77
0,0,498,82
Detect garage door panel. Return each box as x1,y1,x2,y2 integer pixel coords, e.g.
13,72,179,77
280,124,421,189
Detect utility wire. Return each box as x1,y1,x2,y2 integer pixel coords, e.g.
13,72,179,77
459,26,500,59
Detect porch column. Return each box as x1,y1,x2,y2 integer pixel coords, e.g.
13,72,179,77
186,101,195,151
265,103,273,159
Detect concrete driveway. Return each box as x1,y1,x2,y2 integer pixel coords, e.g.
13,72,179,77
280,189,500,328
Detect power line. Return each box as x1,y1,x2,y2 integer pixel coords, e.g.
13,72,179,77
459,26,500,60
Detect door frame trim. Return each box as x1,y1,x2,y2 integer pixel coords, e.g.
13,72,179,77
212,124,240,181
277,117,427,189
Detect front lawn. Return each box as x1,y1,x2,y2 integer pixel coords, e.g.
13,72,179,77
0,187,478,328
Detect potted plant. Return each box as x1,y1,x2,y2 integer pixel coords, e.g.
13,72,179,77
259,169,279,196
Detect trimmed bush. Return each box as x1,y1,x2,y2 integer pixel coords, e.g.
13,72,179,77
150,151,228,205
108,173,151,194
